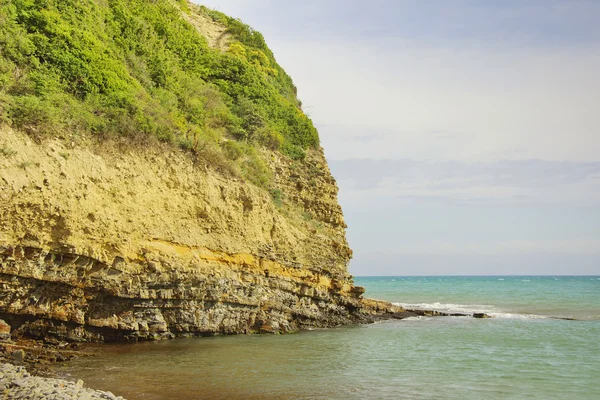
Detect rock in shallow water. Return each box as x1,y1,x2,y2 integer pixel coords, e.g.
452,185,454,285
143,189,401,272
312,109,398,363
391,310,494,319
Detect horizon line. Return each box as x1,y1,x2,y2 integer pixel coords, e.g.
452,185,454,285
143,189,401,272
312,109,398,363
353,274,600,277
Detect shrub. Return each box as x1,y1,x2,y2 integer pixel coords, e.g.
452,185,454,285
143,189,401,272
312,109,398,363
8,95,61,135
254,126,283,150
282,142,306,161
0,146,17,157
192,140,238,177
270,188,283,208
240,148,271,188
18,160,34,169
301,211,312,221
221,140,243,161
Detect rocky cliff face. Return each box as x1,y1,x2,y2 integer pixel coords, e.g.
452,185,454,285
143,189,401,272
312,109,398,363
0,127,381,342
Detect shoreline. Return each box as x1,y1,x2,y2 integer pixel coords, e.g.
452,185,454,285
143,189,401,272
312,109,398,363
0,362,125,400
3,305,583,400
0,337,127,400
0,305,494,399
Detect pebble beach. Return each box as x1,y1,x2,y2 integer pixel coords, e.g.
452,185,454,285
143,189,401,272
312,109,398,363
0,363,125,400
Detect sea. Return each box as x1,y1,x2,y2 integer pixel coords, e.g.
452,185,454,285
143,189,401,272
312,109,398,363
58,276,600,399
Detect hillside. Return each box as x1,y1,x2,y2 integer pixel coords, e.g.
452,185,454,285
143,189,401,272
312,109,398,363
0,0,394,341
1,0,316,182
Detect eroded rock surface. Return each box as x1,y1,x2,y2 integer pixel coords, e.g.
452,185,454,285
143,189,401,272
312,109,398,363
0,128,392,342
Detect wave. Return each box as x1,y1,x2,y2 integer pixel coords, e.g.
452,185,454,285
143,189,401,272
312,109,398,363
392,302,494,314
401,316,427,321
391,302,550,320
488,312,548,319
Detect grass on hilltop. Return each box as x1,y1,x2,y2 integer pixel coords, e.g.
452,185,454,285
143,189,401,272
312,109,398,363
0,0,318,187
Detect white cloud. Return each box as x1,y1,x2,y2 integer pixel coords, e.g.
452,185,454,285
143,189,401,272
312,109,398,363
272,41,600,162
368,238,600,256
349,251,600,276
330,159,600,206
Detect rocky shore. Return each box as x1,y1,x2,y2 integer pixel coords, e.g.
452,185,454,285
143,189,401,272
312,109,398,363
0,362,125,400
0,128,377,342
1,318,120,399
0,307,496,399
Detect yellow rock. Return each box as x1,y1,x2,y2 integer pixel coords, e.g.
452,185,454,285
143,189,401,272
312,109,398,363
0,127,372,341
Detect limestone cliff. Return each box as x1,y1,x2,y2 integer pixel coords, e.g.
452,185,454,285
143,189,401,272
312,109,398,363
0,127,384,341
0,1,394,342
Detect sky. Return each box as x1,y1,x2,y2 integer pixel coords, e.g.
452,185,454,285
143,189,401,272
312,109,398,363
196,0,600,275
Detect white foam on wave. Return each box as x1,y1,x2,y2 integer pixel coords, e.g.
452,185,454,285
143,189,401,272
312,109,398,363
402,316,427,321
392,302,550,320
392,302,495,315
488,312,548,320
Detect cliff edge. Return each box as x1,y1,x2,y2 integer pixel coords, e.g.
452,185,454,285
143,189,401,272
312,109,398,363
0,0,395,342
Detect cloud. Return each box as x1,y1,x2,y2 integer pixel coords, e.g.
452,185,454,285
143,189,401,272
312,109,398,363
199,1,600,45
331,159,600,188
349,251,600,276
356,238,600,256
288,44,600,162
329,158,600,206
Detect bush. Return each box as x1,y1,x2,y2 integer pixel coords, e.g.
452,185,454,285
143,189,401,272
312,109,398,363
0,146,17,157
9,95,61,135
221,140,243,160
270,188,283,208
254,126,283,150
240,148,271,188
192,140,238,177
282,142,306,160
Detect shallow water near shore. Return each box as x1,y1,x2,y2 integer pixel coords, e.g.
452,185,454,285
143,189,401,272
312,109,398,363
58,276,600,399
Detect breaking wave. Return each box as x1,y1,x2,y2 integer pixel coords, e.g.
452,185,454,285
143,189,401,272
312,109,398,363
391,302,549,320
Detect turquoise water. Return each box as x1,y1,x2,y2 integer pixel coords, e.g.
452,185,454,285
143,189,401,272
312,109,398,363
59,276,600,399
359,275,600,320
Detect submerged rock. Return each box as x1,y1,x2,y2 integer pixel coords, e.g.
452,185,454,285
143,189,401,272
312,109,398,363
391,309,495,320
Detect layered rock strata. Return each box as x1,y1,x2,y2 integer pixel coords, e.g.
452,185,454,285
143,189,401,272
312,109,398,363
0,128,389,342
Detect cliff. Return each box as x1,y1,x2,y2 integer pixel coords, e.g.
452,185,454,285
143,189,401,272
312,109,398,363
0,1,393,342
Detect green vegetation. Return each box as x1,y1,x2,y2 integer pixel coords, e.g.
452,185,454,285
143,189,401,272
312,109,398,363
301,211,313,222
0,146,16,157
270,188,283,208
0,0,319,188
18,160,34,169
